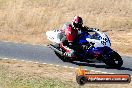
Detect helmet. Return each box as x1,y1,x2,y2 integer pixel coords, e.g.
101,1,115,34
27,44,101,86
72,16,83,28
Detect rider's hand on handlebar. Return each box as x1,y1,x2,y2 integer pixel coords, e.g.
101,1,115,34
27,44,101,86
68,42,73,48
84,26,89,29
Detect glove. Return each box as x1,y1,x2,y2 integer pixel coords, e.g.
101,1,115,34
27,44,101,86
68,42,73,48
84,26,89,29
83,26,91,32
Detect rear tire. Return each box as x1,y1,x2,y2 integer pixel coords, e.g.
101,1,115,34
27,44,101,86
104,51,123,69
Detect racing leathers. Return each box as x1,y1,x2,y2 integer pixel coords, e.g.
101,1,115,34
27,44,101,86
60,23,89,58
60,23,78,57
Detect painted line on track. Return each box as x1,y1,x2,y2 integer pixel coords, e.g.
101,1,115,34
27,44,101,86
3,58,9,60
55,65,60,67
42,63,47,65
63,66,68,68
21,60,26,62
34,62,39,64
1,57,132,77
27,61,33,63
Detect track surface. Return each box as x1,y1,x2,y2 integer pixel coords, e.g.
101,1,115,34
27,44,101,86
0,41,132,75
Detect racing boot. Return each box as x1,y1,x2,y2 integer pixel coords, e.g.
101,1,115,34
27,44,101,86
63,49,75,57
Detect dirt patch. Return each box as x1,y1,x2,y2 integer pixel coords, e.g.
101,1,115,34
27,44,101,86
107,30,132,56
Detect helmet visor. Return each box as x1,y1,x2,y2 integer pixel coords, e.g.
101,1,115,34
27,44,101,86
73,22,82,28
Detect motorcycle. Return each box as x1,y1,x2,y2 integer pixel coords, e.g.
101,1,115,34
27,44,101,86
46,27,123,69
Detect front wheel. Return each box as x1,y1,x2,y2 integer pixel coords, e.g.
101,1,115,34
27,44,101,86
104,51,123,69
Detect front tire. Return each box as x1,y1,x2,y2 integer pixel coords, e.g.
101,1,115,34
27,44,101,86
104,51,123,69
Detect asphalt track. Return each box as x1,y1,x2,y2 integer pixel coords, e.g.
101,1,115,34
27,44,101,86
0,41,132,75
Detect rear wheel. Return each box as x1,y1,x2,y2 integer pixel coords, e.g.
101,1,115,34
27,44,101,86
104,51,123,69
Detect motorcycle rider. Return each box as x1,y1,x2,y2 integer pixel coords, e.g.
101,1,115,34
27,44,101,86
60,16,89,58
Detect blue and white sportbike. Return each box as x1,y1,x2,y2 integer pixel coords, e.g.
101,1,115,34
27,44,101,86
46,28,123,69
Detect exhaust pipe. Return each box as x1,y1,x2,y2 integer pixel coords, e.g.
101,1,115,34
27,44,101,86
49,44,63,55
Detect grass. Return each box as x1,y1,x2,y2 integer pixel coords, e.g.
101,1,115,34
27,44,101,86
0,69,75,88
0,0,132,55
0,58,132,88
0,71,74,88
0,59,77,88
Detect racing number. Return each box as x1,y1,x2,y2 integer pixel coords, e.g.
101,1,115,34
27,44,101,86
101,38,108,45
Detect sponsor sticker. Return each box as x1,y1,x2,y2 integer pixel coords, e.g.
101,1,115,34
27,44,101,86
76,67,131,85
